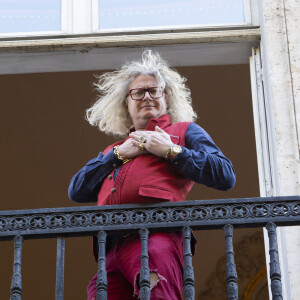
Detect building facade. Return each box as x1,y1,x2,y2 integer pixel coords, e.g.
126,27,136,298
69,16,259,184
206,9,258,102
0,0,299,299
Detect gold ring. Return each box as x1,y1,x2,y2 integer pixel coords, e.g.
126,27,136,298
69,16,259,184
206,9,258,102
139,143,145,151
138,136,147,143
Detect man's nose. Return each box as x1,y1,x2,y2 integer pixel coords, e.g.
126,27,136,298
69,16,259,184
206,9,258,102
143,91,152,101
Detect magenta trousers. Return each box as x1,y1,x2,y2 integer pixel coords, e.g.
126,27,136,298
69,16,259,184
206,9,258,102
87,232,184,300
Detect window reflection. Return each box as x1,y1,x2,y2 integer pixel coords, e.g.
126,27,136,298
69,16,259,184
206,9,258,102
0,0,61,34
98,0,245,30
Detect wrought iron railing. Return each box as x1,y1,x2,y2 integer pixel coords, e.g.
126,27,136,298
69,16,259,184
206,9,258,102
1,196,300,300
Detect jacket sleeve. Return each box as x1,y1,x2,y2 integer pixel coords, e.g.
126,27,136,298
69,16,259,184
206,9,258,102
68,149,122,203
171,123,236,190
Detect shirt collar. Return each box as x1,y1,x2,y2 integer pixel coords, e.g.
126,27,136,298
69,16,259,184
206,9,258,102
128,114,171,134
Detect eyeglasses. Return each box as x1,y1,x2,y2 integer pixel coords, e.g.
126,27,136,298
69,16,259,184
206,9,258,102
128,87,164,101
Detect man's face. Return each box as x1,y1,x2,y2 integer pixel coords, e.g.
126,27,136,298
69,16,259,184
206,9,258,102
127,74,168,130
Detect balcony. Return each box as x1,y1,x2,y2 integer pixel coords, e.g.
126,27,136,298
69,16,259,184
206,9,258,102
1,195,299,299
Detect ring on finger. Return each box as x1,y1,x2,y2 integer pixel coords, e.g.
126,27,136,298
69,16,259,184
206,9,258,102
138,136,147,143
139,143,145,151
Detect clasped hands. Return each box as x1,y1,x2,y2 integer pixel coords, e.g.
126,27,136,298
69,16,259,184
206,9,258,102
117,126,173,159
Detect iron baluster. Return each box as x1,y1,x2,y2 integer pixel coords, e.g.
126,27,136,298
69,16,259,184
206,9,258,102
55,237,65,300
96,231,107,300
223,224,238,300
10,235,24,300
266,222,283,300
139,228,150,300
182,226,195,300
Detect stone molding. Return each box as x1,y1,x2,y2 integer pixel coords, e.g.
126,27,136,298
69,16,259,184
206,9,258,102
0,29,260,54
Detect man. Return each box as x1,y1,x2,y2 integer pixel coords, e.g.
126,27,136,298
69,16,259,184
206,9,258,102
69,50,235,299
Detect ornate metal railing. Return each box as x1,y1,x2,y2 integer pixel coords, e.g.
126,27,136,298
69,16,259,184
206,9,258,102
1,195,300,300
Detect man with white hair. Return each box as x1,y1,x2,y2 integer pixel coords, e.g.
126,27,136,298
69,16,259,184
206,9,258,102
69,50,235,300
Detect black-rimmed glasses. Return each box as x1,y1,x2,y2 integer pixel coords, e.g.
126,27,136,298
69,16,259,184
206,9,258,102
128,87,164,101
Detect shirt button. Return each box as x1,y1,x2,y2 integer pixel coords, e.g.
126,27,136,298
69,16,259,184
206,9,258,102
108,175,112,180
113,164,117,168
174,162,178,165
111,187,116,193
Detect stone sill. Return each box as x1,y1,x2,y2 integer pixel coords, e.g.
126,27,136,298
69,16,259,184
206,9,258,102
0,28,260,54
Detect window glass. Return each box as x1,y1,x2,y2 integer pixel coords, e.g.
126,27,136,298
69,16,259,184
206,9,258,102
0,0,61,34
98,0,245,30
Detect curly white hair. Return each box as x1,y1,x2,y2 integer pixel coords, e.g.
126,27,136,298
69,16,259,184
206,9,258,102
86,50,197,137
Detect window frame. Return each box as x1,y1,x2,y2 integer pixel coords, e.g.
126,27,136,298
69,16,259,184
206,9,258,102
91,0,257,34
0,0,259,39
0,0,70,38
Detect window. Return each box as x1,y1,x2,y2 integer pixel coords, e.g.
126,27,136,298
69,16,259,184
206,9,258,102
0,0,257,38
95,0,247,32
0,0,64,36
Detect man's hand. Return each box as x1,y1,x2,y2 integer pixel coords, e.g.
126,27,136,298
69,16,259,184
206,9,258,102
129,126,173,158
118,138,147,159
